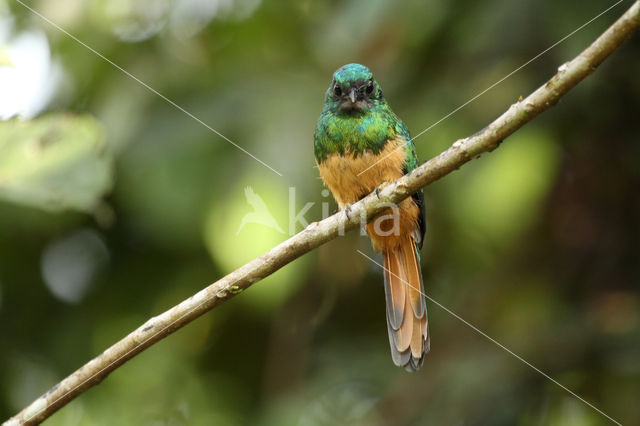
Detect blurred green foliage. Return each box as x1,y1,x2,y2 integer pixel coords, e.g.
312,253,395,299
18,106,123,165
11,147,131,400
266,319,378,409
0,114,111,212
0,48,11,66
1,0,639,425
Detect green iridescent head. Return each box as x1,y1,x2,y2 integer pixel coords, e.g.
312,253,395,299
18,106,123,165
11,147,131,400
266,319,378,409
325,63,384,113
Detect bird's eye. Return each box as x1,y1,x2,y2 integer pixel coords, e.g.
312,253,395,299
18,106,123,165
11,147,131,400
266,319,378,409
334,85,342,96
365,80,374,94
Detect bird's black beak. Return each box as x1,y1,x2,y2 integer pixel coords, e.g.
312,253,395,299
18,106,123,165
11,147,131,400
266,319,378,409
348,87,357,103
338,84,369,112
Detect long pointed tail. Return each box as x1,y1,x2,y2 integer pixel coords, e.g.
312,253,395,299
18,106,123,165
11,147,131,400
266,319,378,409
383,237,429,371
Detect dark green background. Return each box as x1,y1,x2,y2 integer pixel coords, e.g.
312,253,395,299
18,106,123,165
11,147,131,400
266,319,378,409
1,0,639,424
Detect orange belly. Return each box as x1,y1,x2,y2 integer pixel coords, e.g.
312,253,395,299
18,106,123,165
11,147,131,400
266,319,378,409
316,138,420,251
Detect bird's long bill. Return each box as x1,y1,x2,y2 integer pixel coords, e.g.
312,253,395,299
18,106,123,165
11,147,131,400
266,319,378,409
348,88,357,103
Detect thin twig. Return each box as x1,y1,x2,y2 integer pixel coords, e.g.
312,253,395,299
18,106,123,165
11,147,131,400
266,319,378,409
4,1,639,424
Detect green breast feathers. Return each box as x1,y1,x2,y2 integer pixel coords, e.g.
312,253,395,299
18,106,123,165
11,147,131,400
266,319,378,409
314,107,407,162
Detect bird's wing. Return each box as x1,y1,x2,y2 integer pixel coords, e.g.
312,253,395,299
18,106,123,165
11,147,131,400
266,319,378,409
396,123,426,248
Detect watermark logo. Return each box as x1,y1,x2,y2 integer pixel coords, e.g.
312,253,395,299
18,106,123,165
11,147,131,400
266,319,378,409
236,186,400,237
236,186,285,235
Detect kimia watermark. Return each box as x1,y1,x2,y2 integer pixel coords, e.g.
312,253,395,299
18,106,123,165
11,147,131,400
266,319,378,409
236,186,401,238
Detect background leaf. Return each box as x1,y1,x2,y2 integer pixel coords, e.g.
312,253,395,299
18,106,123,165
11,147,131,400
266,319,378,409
0,113,111,212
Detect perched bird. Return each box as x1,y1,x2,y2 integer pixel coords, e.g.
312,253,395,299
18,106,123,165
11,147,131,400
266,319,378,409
314,63,429,371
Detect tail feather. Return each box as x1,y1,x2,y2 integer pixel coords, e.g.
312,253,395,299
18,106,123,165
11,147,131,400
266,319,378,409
404,240,425,318
394,292,413,352
383,250,405,330
383,237,429,371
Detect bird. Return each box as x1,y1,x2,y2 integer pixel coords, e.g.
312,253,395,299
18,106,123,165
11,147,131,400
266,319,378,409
313,63,429,371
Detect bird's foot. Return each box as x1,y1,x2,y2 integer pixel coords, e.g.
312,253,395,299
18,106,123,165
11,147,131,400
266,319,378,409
375,182,391,199
344,203,353,220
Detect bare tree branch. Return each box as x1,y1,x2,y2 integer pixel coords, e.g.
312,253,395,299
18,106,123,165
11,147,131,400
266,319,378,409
5,2,639,424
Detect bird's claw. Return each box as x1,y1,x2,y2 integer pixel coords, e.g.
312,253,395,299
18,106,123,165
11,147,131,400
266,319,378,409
344,203,353,220
375,182,390,199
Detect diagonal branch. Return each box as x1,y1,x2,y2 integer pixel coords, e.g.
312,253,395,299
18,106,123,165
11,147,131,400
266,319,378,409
5,1,639,424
